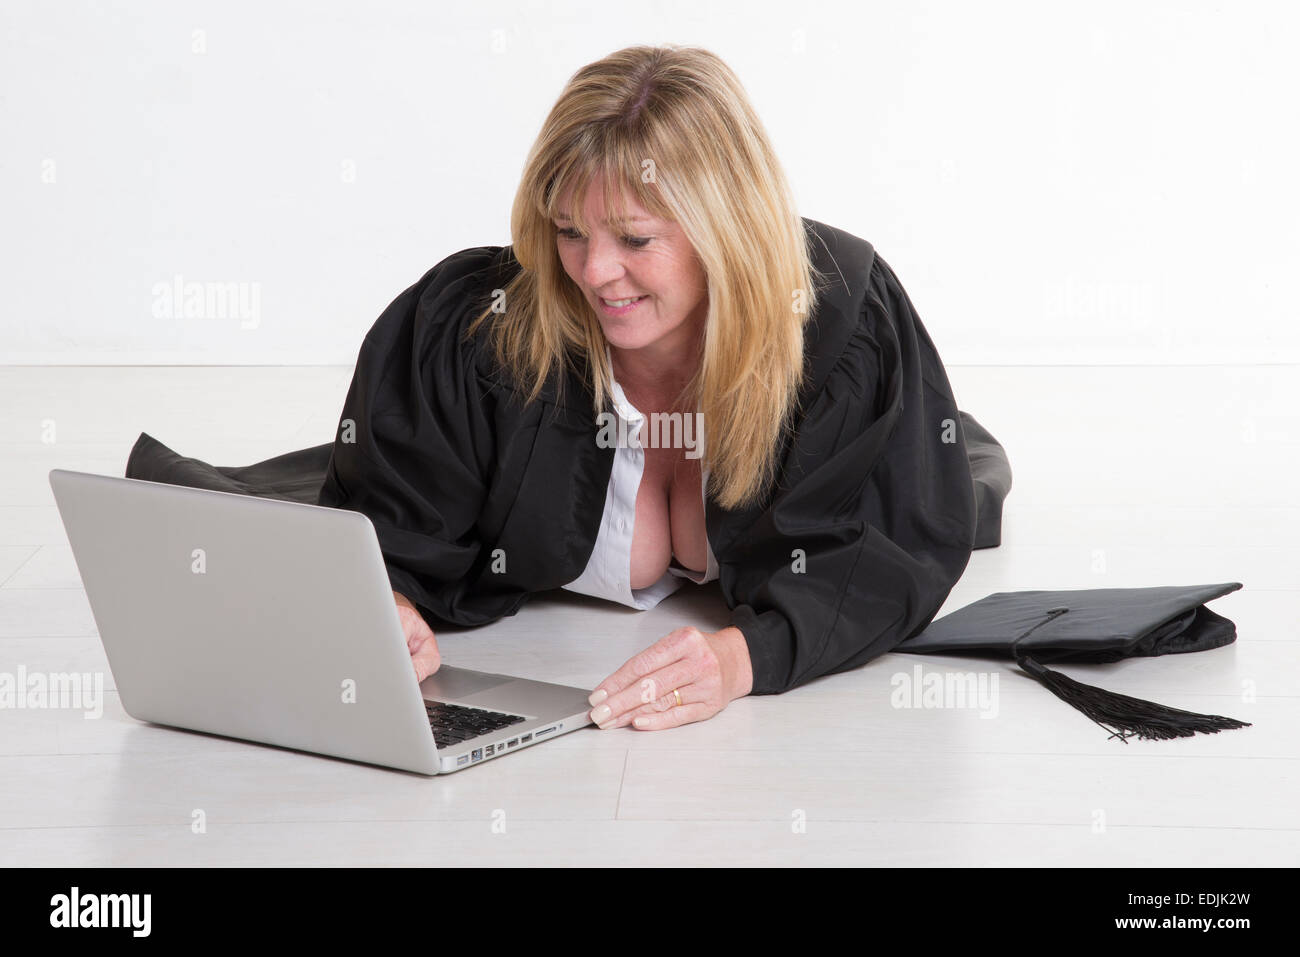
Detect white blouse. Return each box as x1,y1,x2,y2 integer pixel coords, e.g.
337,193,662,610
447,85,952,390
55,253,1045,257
561,345,719,609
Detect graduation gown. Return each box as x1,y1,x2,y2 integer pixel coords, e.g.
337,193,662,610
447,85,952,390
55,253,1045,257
124,218,1013,696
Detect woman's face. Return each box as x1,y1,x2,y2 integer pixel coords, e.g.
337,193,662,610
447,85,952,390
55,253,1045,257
553,176,708,359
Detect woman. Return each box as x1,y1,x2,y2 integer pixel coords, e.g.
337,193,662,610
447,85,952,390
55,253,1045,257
126,45,1011,733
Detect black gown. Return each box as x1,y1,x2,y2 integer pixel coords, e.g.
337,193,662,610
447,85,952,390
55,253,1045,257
125,218,1013,695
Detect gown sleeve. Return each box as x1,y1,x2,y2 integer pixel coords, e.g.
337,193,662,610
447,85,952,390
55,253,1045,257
724,254,979,695
315,246,504,626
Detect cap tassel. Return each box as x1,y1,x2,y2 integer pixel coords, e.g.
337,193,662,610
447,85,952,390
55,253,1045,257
1011,607,1252,742
1016,655,1252,742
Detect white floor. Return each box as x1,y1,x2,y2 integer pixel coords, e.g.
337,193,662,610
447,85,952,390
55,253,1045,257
1,363,1296,866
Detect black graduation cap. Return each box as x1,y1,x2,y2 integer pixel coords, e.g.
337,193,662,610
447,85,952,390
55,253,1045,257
895,582,1252,742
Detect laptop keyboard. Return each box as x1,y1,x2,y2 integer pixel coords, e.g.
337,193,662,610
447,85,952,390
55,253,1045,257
425,701,527,749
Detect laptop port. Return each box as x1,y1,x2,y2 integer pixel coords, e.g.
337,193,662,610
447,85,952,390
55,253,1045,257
520,733,532,743
471,748,482,762
535,725,557,737
507,738,518,748
485,744,495,757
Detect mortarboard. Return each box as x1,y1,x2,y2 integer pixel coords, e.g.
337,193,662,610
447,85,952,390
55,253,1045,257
896,582,1252,742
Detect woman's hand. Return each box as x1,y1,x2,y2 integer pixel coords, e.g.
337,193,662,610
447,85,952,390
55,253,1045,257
394,590,441,681
587,626,753,731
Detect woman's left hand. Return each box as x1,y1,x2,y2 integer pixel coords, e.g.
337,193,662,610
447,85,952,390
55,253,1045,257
587,625,754,730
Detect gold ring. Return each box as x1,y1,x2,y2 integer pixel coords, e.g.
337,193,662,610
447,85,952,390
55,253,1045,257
673,687,682,707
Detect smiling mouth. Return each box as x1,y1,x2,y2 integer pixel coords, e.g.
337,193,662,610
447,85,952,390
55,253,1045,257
600,295,648,307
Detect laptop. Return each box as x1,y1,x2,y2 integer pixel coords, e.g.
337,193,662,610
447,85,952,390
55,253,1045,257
48,468,595,775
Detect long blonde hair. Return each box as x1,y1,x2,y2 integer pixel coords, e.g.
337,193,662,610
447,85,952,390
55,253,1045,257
466,44,829,510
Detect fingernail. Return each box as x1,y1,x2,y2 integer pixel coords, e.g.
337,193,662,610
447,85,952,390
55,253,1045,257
590,704,611,724
588,688,607,707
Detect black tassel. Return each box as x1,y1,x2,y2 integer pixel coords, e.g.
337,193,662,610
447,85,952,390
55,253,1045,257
1017,655,1252,742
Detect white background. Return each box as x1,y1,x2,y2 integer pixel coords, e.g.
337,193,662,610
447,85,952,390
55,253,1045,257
2,0,1296,366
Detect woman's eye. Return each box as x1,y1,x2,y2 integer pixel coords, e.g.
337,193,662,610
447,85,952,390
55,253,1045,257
555,227,650,249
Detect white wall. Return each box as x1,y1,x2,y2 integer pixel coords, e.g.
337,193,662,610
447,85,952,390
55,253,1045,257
2,0,1296,365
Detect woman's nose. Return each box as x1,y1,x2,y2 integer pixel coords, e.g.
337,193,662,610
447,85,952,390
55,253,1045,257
581,235,627,288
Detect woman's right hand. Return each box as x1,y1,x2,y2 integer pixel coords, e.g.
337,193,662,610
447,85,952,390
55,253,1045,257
393,590,441,681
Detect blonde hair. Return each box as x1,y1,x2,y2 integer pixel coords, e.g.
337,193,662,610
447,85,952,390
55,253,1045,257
466,44,829,510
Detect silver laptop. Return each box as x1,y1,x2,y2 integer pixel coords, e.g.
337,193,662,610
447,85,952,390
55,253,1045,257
48,468,594,775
